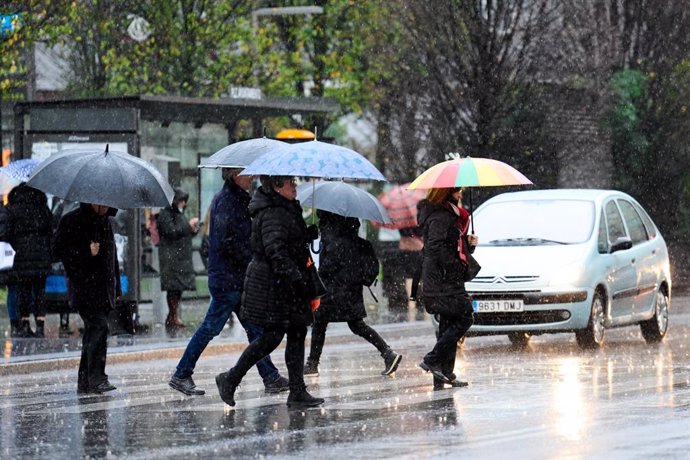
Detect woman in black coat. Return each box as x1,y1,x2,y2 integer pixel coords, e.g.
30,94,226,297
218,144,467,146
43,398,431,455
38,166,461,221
417,187,478,389
304,210,402,376
157,188,200,334
215,175,324,408
5,184,53,338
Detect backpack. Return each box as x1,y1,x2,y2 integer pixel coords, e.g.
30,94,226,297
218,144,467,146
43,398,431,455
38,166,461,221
355,238,379,286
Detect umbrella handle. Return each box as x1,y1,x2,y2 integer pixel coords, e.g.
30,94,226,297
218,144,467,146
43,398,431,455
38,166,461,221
310,240,322,254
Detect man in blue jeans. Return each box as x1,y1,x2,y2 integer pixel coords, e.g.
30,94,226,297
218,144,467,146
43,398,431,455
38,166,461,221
169,168,288,396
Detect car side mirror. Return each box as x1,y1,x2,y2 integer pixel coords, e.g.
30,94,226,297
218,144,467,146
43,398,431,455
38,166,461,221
609,236,633,253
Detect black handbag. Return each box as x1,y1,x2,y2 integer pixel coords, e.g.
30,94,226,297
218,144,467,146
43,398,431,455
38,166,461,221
463,254,481,282
306,258,327,299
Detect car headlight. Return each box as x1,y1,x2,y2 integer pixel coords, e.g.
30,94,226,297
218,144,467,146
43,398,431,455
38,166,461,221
548,263,584,287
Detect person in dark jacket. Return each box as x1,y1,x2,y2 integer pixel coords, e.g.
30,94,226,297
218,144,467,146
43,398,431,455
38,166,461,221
0,203,20,337
215,175,324,408
157,188,200,335
304,210,402,376
169,168,288,396
54,203,121,394
5,184,53,338
417,187,478,390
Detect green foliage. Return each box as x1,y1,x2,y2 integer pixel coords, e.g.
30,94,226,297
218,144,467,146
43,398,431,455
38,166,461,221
606,65,690,241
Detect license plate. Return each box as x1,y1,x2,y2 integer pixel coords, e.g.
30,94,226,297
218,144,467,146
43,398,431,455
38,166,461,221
473,299,524,312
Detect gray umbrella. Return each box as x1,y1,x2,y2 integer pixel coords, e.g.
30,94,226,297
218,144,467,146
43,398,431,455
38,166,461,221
296,181,391,224
27,146,174,209
198,137,288,169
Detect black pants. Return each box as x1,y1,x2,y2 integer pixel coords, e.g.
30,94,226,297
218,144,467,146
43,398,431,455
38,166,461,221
228,323,307,392
424,312,473,380
15,275,47,318
78,309,110,389
309,318,390,362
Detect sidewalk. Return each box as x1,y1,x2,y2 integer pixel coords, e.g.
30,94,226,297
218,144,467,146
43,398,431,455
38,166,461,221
0,294,428,376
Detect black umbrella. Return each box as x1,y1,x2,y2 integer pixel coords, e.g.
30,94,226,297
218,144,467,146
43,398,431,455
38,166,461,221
27,146,174,209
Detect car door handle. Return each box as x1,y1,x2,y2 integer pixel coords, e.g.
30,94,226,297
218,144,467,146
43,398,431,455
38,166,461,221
631,258,636,264
652,249,656,255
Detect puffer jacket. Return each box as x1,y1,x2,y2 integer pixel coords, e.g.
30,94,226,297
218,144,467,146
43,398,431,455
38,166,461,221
240,186,313,328
316,211,378,323
4,184,53,282
417,199,470,317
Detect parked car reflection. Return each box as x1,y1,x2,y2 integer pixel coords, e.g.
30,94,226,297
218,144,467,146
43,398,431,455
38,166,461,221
435,189,671,349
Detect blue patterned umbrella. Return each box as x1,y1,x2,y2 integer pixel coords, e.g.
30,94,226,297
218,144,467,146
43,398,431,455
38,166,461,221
0,158,42,183
241,140,386,181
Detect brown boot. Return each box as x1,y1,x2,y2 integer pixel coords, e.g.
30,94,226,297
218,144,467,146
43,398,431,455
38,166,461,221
165,292,186,334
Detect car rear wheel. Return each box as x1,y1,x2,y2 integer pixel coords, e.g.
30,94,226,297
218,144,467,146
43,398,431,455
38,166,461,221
575,291,605,350
640,288,669,343
507,332,531,347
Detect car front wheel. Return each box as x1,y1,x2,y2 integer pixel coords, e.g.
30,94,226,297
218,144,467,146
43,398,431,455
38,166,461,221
575,291,605,350
640,288,669,343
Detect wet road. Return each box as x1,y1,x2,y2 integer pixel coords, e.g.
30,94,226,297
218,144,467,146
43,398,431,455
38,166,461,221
2,303,690,459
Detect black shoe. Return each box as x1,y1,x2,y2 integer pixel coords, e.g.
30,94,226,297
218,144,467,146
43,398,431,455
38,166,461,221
381,350,402,375
287,388,324,408
434,379,469,390
419,361,452,383
77,386,90,395
169,375,205,396
303,359,320,376
90,381,117,393
215,372,238,406
35,320,45,338
264,376,289,394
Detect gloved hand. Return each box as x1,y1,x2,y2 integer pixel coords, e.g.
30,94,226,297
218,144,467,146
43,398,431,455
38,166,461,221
305,224,319,242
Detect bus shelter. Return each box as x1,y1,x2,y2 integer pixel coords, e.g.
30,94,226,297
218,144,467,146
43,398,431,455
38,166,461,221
13,95,338,333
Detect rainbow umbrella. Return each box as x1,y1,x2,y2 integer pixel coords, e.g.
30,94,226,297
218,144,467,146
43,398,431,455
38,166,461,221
407,156,532,232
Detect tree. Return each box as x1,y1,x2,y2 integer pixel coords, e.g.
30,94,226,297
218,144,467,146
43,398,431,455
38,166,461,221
366,0,558,186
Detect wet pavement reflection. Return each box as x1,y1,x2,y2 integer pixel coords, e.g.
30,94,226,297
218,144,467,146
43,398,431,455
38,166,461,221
1,305,690,458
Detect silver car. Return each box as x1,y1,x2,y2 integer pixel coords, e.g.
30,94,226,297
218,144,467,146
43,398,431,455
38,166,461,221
440,189,671,349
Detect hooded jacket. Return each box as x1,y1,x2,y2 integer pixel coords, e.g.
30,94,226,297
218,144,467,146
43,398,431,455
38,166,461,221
316,211,379,322
157,201,197,292
240,186,312,328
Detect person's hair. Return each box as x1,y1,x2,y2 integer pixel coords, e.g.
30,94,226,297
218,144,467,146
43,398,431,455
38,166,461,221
260,175,293,190
222,168,243,182
426,187,454,204
172,188,189,205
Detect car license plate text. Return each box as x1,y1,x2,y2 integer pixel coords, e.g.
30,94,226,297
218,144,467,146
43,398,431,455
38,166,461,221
473,299,524,312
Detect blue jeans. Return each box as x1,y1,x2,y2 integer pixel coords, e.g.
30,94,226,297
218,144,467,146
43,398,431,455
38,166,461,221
6,284,18,321
174,288,280,384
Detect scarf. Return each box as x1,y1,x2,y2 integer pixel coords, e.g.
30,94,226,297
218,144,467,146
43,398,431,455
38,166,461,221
447,201,470,264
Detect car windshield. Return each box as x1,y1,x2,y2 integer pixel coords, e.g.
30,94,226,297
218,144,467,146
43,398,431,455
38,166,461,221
474,199,595,246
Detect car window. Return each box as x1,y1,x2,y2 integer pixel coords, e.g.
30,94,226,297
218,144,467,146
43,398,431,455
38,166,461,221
618,199,648,244
474,199,595,245
604,200,626,243
597,210,608,253
632,202,657,239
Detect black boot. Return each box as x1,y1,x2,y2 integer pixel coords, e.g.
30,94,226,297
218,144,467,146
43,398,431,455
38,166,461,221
381,349,402,375
35,320,45,338
303,358,320,376
10,320,21,337
19,320,35,338
215,371,239,406
287,387,324,408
